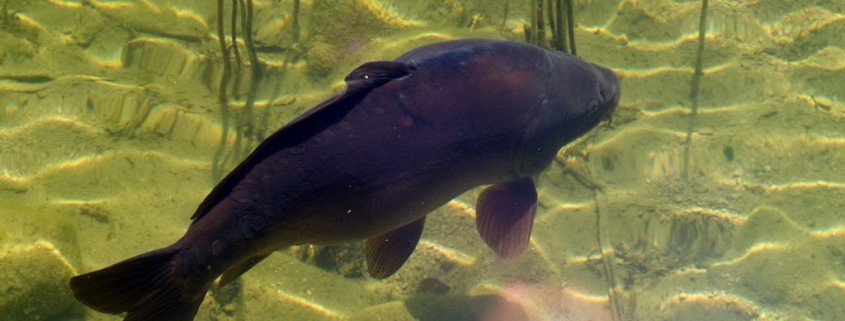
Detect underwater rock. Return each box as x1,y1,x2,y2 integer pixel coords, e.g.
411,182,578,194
0,242,76,321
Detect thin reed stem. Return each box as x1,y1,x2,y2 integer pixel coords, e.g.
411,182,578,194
555,0,568,52
292,0,301,42
565,0,576,55
212,0,233,180
682,0,709,182
536,0,546,48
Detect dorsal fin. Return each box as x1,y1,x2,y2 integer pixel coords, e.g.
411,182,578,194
345,61,416,90
191,61,414,222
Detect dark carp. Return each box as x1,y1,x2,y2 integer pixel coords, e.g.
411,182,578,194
69,39,620,321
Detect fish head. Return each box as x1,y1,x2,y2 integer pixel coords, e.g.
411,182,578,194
512,51,621,176
542,53,620,145
591,63,621,125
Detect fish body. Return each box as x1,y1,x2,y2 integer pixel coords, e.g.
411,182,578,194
70,39,620,321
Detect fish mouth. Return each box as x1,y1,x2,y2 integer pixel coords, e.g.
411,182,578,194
586,63,620,125
601,90,620,125
602,110,614,125
595,64,620,125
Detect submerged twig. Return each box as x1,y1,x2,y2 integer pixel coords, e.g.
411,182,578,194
682,0,709,182
559,151,622,321
593,187,623,321
562,166,604,192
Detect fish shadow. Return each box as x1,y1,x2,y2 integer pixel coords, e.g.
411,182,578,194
405,293,529,321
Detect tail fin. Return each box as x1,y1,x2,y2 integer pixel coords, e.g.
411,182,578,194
69,246,208,321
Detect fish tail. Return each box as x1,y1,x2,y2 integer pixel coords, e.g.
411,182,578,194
69,244,208,321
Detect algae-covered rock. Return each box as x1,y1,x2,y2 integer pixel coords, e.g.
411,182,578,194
0,242,77,321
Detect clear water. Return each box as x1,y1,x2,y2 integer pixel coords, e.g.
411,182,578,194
1,0,843,320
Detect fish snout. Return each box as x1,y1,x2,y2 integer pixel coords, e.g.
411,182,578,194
592,64,620,123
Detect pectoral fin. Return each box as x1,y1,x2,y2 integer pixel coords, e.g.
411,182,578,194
218,254,269,287
366,217,425,279
475,178,537,259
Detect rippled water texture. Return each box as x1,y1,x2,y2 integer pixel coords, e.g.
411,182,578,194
1,0,843,320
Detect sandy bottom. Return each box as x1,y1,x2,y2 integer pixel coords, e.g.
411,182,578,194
1,0,843,320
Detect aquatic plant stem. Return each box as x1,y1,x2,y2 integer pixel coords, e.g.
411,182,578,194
554,0,568,53
536,0,546,48
222,0,253,163
500,2,509,30
558,153,621,321
0,0,9,25
682,0,709,182
593,189,623,321
564,0,576,55
231,0,242,68
212,0,233,181
230,0,244,105
240,0,262,156
528,0,538,44
228,0,248,163
546,0,556,49
292,0,301,42
580,154,623,321
218,0,263,169
545,0,557,43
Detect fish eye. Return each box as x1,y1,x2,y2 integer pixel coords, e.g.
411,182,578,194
588,100,599,114
363,74,370,79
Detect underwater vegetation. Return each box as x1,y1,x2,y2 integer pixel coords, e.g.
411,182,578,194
523,0,577,55
1,0,844,320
